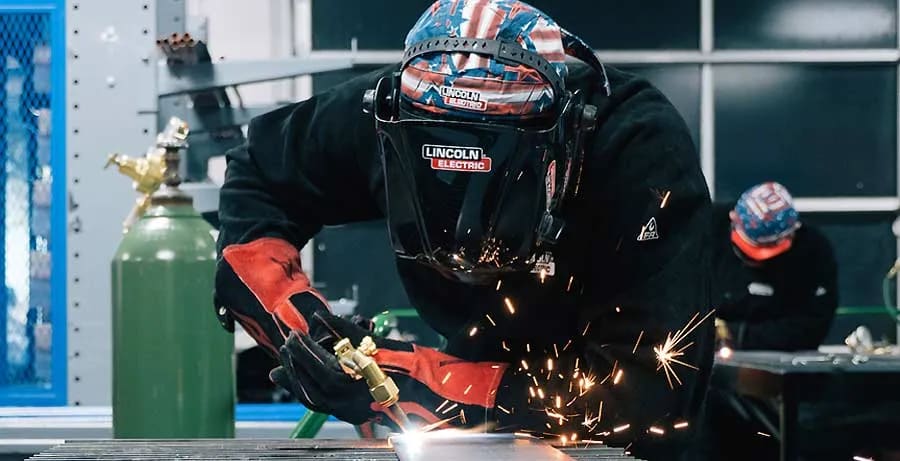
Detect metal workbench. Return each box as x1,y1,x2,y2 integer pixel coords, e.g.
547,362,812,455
27,438,641,461
712,350,900,460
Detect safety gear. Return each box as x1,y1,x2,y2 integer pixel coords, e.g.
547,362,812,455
401,0,571,118
730,182,800,261
270,311,508,430
365,1,609,284
217,237,328,342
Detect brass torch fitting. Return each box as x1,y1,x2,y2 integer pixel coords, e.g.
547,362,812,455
334,337,400,407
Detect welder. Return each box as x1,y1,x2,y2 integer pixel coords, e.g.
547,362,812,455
214,0,713,458
711,182,838,351
705,182,838,461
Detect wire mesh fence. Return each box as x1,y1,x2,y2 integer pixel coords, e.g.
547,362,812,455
1,11,55,391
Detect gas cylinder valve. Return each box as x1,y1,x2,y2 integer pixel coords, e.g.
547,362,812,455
105,117,189,231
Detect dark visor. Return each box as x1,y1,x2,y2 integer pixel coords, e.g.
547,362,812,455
376,107,567,279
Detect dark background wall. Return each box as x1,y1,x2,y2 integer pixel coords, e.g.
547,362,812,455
309,0,900,344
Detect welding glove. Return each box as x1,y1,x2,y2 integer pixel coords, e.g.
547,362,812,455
270,310,509,431
218,238,334,342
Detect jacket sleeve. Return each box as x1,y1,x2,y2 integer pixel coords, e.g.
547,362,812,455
737,234,838,351
561,77,713,456
214,66,394,353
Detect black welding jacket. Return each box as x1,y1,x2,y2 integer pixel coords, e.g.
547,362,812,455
216,63,713,458
710,203,838,351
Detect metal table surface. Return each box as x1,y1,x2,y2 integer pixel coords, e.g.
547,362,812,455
712,350,900,460
26,438,642,461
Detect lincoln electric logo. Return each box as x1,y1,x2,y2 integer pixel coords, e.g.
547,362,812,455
440,86,487,111
421,144,492,173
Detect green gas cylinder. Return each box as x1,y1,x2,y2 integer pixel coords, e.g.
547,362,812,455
110,118,234,438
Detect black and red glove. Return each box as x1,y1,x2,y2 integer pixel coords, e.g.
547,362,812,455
218,238,332,353
270,308,509,431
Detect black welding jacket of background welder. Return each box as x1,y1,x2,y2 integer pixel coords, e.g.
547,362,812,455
216,63,714,458
710,203,838,351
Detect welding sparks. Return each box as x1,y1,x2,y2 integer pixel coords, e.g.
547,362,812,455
673,421,689,430
468,326,478,337
613,424,631,433
504,297,516,314
553,343,559,358
632,331,644,354
660,190,671,208
529,387,536,398
521,360,530,371
502,341,510,352
615,306,621,313
420,415,460,432
496,280,502,291
485,314,496,326
463,384,472,395
555,395,562,409
654,310,715,389
441,402,459,414
563,340,572,351
545,409,568,424
526,343,531,353
601,361,617,385
441,372,452,385
613,369,624,385
497,405,512,415
567,276,575,292
649,426,665,435
853,457,874,461
540,268,547,283
435,400,449,413
547,358,554,371
580,375,596,395
581,322,591,336
460,409,466,425
756,431,771,438
718,346,733,359
582,403,603,428
537,388,545,399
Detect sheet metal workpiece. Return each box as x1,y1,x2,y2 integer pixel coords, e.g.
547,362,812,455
392,433,573,461
28,438,644,460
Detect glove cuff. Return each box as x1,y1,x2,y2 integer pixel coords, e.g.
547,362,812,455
222,237,329,334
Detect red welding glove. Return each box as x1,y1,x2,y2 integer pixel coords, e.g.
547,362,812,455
270,310,509,431
219,238,332,350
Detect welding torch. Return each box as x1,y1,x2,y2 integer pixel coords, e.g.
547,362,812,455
333,336,413,431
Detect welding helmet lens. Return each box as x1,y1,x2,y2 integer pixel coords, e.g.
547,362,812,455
374,79,573,283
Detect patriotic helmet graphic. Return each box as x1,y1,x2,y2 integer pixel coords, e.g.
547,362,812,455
364,0,610,284
730,182,801,261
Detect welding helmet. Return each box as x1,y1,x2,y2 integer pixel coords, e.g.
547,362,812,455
730,182,801,262
363,0,610,284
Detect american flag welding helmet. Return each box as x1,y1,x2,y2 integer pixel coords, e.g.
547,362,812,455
730,182,801,261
